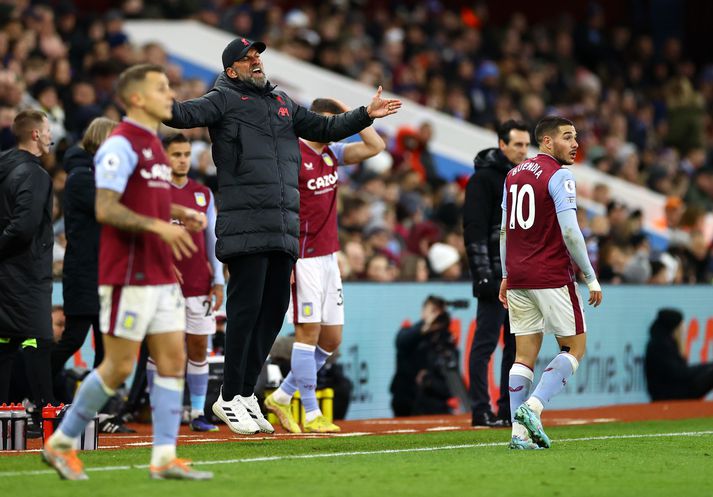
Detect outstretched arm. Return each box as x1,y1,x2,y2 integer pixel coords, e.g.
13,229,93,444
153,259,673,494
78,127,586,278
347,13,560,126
164,90,225,129
292,87,401,143
329,99,386,164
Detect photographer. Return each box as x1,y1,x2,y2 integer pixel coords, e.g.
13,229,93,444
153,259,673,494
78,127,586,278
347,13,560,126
390,295,460,416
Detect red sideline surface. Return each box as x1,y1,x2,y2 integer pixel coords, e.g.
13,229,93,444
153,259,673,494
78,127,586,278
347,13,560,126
3,400,712,455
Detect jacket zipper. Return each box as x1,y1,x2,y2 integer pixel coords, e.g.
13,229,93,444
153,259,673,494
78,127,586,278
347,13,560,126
268,95,287,236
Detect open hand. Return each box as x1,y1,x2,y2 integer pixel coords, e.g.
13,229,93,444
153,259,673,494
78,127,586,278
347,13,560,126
157,222,197,261
366,86,402,119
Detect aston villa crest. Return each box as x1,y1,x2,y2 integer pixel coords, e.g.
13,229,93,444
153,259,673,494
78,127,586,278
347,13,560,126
194,192,207,207
322,153,334,167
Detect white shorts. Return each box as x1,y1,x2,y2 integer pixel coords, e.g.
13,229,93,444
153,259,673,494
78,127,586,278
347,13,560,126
99,284,186,342
287,253,344,325
506,282,586,337
185,295,216,335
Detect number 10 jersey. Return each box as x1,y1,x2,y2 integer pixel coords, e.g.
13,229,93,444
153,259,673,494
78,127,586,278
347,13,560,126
502,153,578,289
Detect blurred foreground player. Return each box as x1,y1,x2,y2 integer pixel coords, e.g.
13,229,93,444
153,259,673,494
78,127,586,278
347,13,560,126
265,98,384,433
42,64,212,480
499,116,602,449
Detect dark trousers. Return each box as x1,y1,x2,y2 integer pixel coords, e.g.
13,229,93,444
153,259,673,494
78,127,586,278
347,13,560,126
51,314,103,377
469,297,515,417
223,251,294,399
0,336,55,407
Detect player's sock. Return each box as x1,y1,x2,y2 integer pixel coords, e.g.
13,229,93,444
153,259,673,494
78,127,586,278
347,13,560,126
530,352,579,410
55,370,115,440
186,359,209,418
146,357,157,393
304,408,322,423
314,345,332,372
291,342,319,413
274,341,320,403
508,362,534,423
150,375,183,467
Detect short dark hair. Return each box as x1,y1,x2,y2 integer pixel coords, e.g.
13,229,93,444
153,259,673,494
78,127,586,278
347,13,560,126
497,119,529,144
534,116,574,145
11,109,47,142
162,133,190,149
116,63,166,107
310,98,343,115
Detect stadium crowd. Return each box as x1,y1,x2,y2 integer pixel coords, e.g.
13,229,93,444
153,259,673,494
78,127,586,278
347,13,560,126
0,0,712,284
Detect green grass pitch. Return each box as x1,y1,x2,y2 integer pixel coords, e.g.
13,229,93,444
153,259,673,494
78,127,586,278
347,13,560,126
2,418,712,497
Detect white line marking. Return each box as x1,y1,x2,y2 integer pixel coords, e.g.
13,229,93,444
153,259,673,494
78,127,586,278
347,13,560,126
2,430,711,478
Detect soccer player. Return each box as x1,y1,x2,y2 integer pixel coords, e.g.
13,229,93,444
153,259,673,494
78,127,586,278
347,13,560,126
155,132,224,432
42,64,213,480
264,98,385,433
498,116,603,450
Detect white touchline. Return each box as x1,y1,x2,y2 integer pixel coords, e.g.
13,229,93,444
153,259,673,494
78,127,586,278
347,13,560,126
2,430,712,478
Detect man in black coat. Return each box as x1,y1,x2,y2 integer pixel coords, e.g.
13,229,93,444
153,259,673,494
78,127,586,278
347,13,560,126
166,37,402,434
646,308,713,400
0,110,55,412
463,120,530,426
52,118,117,382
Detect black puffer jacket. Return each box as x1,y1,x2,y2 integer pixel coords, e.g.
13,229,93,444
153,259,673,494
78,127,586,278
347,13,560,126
0,148,53,339
463,148,514,299
167,74,373,261
62,145,100,316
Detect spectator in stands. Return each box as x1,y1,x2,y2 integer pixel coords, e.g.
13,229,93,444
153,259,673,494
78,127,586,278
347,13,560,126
342,240,366,280
622,233,652,284
365,253,397,282
685,167,713,212
427,242,462,281
645,309,713,401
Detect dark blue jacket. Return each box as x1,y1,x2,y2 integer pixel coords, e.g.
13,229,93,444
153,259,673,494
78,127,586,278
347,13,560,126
61,145,99,316
166,73,373,261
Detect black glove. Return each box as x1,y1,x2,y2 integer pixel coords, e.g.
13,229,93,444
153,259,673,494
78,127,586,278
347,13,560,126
474,277,499,299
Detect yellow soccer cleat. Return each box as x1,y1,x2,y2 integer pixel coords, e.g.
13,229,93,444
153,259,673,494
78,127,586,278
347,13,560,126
264,393,301,433
303,415,341,433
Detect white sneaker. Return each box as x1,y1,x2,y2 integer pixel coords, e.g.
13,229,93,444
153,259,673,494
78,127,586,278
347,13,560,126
238,394,275,434
212,388,260,434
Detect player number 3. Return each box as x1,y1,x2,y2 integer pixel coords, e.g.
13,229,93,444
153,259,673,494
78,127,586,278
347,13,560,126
508,184,535,230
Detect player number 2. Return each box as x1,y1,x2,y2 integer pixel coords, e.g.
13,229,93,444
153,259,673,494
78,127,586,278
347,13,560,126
508,184,535,230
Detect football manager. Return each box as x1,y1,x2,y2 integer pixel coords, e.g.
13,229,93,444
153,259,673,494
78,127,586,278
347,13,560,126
166,36,401,434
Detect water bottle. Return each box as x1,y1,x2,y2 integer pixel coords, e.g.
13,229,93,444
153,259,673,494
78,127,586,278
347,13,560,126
10,403,28,450
42,403,64,443
0,403,11,450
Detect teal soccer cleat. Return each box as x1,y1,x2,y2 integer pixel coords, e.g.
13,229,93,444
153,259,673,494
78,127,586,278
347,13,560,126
509,435,543,450
514,404,551,448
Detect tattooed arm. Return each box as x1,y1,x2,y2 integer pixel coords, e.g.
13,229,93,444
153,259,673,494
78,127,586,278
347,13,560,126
96,189,197,260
